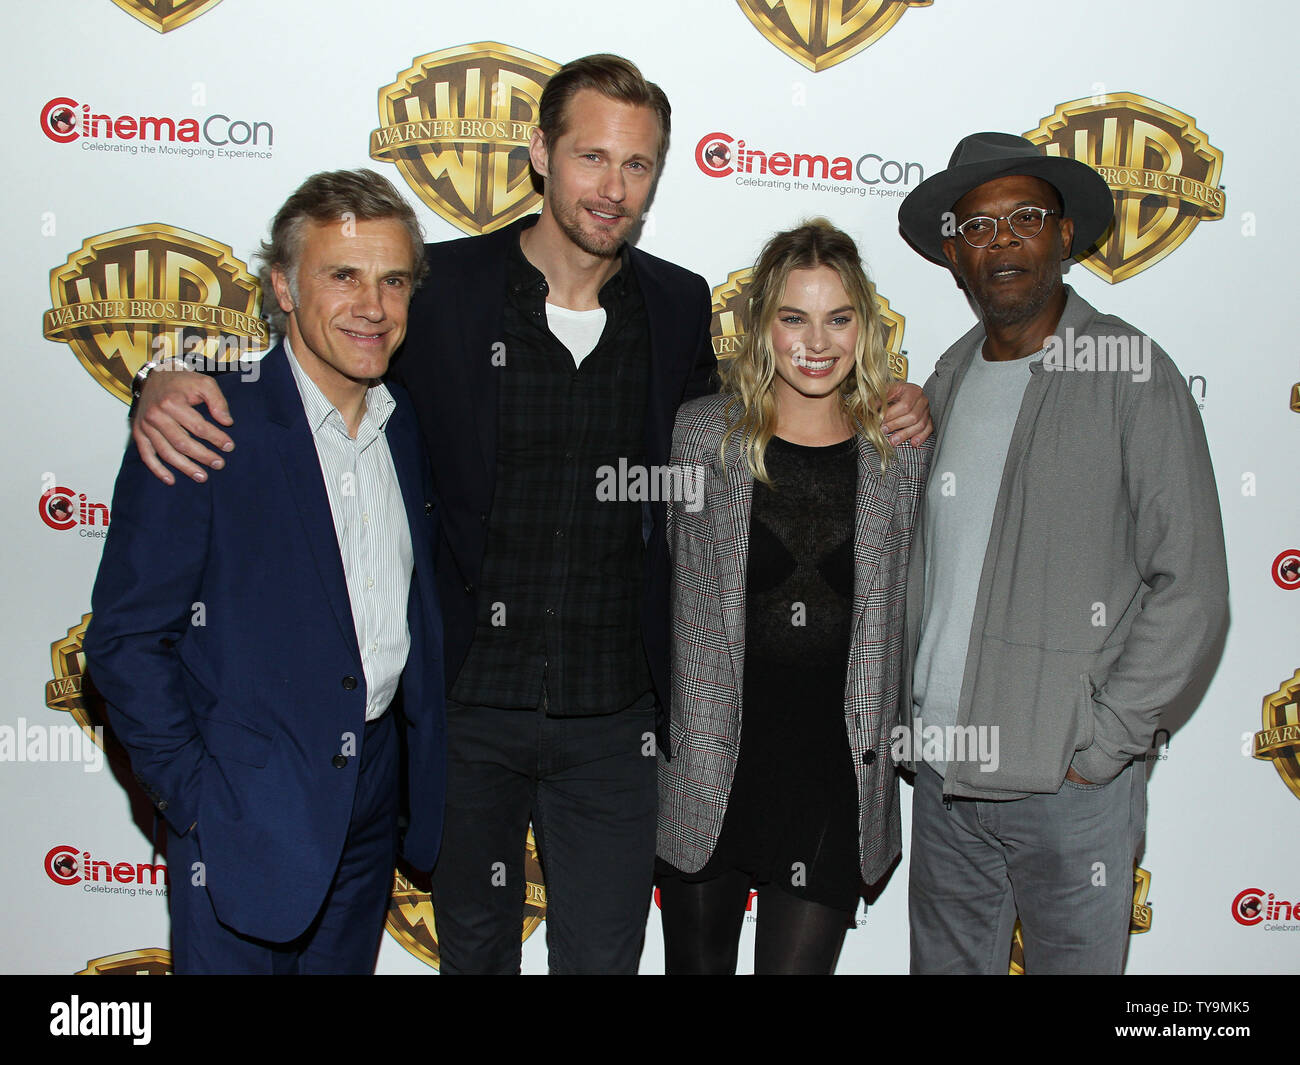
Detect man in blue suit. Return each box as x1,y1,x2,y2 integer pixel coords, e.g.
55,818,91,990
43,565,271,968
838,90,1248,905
85,170,445,974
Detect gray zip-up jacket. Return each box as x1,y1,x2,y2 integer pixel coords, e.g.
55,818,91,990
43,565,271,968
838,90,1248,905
901,286,1228,799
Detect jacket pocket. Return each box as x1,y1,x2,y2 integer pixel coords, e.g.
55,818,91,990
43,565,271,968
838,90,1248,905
196,714,273,768
1073,673,1097,752
958,640,1099,793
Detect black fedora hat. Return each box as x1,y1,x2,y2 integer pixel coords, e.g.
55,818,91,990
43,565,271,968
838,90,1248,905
898,132,1113,265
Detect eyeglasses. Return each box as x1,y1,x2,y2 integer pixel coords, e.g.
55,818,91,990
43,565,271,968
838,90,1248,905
955,206,1058,248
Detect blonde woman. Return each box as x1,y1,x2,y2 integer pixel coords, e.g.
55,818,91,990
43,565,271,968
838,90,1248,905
657,220,931,974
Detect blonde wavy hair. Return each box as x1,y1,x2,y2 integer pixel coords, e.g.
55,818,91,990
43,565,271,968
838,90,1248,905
720,218,896,484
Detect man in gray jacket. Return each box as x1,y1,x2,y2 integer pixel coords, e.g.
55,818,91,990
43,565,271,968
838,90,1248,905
896,133,1228,974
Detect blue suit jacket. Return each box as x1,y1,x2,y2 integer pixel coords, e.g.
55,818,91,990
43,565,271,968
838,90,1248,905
85,344,445,944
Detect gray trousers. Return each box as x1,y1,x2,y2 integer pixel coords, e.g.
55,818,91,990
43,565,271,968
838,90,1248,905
909,760,1145,975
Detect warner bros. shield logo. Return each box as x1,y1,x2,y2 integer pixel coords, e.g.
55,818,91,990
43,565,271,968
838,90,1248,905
46,613,134,765
1255,669,1300,802
77,948,172,974
370,43,560,236
43,225,268,405
709,266,909,381
109,0,226,33
1025,93,1225,284
736,0,932,72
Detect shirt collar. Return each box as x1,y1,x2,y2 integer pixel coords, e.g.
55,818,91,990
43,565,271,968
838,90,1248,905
283,336,395,436
506,213,633,304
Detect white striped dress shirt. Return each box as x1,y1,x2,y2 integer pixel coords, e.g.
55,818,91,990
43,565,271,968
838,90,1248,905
285,340,413,722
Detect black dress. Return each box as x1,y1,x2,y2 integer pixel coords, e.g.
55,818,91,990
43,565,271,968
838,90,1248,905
686,434,861,913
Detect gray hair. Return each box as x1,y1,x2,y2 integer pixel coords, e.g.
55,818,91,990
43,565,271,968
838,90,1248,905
257,168,427,336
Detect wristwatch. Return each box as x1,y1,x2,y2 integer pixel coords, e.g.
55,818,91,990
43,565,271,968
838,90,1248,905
128,358,178,417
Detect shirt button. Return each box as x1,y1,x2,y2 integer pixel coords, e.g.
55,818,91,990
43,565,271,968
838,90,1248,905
861,750,876,766
362,513,370,523
367,578,375,588
342,675,358,691
332,754,348,769
545,608,555,617
554,529,563,538
157,799,169,812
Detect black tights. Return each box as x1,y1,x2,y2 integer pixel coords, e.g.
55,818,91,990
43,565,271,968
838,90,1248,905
659,869,852,974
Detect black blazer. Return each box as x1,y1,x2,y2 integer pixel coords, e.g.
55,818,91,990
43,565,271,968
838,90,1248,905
389,216,717,717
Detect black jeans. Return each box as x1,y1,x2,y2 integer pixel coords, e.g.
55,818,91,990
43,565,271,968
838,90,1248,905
430,698,659,974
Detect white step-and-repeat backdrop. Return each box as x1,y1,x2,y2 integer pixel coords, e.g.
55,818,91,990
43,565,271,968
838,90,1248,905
3,0,1296,975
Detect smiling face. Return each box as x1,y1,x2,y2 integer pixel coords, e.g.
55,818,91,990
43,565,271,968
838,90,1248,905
271,216,414,411
942,173,1074,330
529,88,660,259
769,265,860,414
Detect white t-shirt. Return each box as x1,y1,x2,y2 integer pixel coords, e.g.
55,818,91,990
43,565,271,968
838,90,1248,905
546,303,607,367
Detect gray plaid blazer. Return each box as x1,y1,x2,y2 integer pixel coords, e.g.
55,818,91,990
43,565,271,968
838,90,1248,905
657,393,931,885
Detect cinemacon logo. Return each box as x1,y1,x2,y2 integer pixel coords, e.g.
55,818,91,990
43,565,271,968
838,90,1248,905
38,485,109,534
695,130,922,187
1231,887,1298,926
40,96,272,147
44,845,167,887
